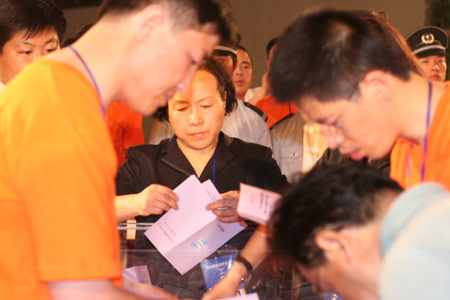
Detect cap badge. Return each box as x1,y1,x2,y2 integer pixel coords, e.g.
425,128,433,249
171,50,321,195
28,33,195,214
421,33,435,44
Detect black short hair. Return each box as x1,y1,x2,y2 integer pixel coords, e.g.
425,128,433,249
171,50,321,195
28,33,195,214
265,37,278,59
213,48,237,68
271,163,403,268
0,0,67,53
269,9,415,103
351,9,421,75
98,0,239,46
236,44,253,65
154,57,237,121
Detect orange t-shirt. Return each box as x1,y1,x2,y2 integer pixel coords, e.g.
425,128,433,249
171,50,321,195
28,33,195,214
106,101,144,166
0,59,121,300
255,95,297,128
391,85,450,189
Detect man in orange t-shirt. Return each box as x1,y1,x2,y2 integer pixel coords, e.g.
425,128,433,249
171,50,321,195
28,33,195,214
268,10,450,190
256,95,297,128
0,1,238,299
106,101,144,166
254,37,297,127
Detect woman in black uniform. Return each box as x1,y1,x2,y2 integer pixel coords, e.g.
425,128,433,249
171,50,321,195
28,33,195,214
115,58,288,299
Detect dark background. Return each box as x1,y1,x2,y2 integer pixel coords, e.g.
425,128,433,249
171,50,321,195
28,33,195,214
55,0,101,9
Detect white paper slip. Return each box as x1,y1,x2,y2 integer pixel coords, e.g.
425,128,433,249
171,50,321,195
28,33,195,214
145,175,245,275
237,183,281,225
202,179,222,201
122,265,152,285
219,292,260,300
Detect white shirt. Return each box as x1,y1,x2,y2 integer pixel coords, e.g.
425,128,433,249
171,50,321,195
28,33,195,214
244,87,261,101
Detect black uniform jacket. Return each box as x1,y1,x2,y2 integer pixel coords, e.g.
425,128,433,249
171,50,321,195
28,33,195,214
116,132,289,223
116,133,288,298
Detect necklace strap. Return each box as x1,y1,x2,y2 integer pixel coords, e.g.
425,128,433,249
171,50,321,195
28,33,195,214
421,80,433,181
212,146,218,186
67,45,105,118
406,80,432,186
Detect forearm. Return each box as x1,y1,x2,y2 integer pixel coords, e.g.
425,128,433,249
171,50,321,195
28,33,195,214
239,230,271,270
225,231,271,285
202,231,271,300
221,260,248,291
115,194,141,223
49,280,146,300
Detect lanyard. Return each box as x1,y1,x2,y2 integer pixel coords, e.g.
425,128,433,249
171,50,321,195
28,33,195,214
212,147,217,186
406,80,432,185
67,45,105,118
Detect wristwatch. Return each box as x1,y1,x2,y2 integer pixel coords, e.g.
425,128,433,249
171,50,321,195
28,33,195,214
234,254,253,274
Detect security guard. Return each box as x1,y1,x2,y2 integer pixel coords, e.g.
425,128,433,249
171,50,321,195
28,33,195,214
407,26,449,81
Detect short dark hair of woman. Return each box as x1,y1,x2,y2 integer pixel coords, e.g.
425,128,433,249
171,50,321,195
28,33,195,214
154,57,237,121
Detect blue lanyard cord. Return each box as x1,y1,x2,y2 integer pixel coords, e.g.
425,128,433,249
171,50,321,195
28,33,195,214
67,45,105,118
212,147,217,186
421,81,433,181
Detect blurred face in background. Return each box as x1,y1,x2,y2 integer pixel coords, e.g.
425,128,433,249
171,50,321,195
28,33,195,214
233,48,253,100
0,28,59,84
417,54,447,81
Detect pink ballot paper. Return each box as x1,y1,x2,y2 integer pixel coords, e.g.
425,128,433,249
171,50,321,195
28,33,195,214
144,175,245,275
237,183,281,225
122,265,152,285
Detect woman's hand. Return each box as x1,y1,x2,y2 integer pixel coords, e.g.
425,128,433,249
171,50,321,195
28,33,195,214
136,184,179,216
202,258,248,300
205,190,244,223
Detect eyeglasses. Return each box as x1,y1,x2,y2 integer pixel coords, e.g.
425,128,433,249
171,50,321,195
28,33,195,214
304,121,344,138
304,89,360,142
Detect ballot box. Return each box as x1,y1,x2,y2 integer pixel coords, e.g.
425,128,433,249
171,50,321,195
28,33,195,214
118,222,328,300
